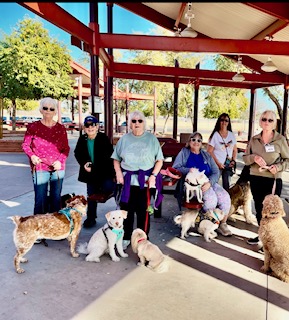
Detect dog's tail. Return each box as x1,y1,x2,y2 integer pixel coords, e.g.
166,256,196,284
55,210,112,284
154,256,171,273
173,215,182,225
76,242,89,254
7,216,21,226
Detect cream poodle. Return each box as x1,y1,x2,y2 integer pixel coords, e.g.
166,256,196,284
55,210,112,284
131,228,169,273
259,194,289,283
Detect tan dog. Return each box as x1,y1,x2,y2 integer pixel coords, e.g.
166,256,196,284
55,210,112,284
131,228,169,273
174,208,225,242
8,195,87,273
259,194,289,283
77,210,128,262
228,181,254,224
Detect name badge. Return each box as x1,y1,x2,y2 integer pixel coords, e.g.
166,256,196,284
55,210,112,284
265,144,275,152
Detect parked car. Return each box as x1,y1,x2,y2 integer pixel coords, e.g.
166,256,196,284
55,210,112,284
61,116,73,124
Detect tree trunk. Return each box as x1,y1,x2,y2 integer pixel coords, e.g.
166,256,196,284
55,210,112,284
11,99,16,131
162,114,169,134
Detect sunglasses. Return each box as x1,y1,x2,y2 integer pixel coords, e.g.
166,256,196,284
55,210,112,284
190,138,202,143
42,106,55,112
84,122,97,128
261,118,274,123
131,119,143,124
220,119,229,122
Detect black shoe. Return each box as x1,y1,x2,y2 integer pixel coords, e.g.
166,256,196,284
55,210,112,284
83,219,96,229
247,236,259,245
258,246,264,254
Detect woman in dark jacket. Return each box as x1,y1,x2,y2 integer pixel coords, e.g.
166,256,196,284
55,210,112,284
74,115,115,228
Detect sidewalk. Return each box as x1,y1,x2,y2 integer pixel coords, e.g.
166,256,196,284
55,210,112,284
0,134,289,320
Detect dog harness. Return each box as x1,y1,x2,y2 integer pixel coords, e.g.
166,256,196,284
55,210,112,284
102,224,124,242
195,210,221,227
58,207,83,234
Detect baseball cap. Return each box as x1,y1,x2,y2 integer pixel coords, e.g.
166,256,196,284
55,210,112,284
84,115,99,125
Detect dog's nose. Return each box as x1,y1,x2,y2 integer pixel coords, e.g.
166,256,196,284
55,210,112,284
116,222,119,226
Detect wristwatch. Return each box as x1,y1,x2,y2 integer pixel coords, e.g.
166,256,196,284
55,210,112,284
151,173,157,177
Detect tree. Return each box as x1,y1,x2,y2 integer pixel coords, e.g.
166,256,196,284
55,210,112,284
0,17,74,129
202,55,249,119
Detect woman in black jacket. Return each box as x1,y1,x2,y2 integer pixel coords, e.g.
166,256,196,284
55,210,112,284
74,115,115,228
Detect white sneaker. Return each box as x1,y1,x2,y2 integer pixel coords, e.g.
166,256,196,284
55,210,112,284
218,223,232,237
123,240,130,250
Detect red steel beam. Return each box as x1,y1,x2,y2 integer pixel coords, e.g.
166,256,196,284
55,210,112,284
113,62,285,84
109,71,275,90
99,33,289,56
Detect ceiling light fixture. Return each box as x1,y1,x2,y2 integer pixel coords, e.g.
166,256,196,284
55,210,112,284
261,35,277,72
261,56,277,72
232,56,245,82
180,3,198,38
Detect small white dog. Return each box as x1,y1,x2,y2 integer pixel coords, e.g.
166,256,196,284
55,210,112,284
174,208,225,242
77,210,128,262
131,228,169,273
184,168,209,203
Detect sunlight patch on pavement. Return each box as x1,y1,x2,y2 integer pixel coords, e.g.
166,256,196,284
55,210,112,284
166,237,266,285
0,200,20,207
0,160,29,167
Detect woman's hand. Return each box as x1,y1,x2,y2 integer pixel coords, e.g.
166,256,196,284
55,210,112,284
116,171,124,184
148,175,156,188
84,162,92,173
201,181,211,192
31,155,42,165
52,160,61,171
254,155,267,167
268,164,278,175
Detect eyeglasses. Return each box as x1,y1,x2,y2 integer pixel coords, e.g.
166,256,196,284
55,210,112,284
220,119,229,122
42,106,55,112
261,118,274,123
84,122,97,128
131,119,143,124
190,138,202,143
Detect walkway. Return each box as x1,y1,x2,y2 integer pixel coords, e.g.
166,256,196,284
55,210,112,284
0,132,289,320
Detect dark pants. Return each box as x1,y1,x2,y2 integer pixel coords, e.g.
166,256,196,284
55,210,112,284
86,179,115,222
221,168,233,192
250,175,282,225
32,170,65,214
120,186,150,241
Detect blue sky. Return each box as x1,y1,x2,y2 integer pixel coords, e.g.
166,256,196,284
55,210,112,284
0,2,158,62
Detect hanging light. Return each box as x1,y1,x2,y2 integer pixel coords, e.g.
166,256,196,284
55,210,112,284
180,3,198,38
261,35,277,72
232,56,245,82
261,56,277,72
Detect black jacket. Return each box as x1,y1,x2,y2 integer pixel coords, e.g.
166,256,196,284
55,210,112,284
74,132,115,186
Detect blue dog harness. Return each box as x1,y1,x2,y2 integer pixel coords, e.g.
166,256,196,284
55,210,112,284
58,207,84,234
102,224,124,242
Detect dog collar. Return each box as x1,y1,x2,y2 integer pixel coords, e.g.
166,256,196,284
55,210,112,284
137,238,146,243
185,180,201,187
102,224,124,241
58,208,74,234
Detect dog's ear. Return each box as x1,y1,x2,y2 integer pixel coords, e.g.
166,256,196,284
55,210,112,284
105,211,111,221
121,210,128,219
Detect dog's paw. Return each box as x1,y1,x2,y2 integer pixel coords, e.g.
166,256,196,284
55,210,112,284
261,265,269,273
112,256,120,262
137,262,145,267
20,257,28,263
120,253,129,258
16,268,25,274
71,252,80,258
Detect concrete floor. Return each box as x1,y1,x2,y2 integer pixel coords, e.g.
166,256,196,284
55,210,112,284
1,132,289,320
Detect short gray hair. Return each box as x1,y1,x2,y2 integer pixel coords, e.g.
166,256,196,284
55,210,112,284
39,97,58,112
128,110,146,131
259,110,277,129
185,131,203,148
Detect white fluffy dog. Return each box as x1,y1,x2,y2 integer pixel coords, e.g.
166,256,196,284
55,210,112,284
131,228,169,273
174,208,225,242
77,210,128,262
184,168,209,203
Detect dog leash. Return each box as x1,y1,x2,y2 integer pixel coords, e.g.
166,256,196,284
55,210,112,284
115,183,123,210
258,166,277,195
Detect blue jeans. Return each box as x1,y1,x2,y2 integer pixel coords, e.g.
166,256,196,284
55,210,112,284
86,179,115,221
32,170,65,214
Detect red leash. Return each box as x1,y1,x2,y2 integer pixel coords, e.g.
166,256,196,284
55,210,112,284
144,187,151,234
